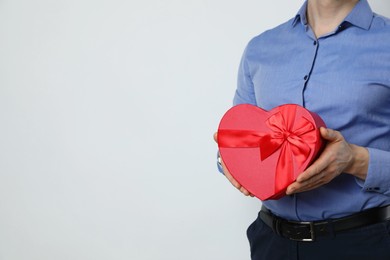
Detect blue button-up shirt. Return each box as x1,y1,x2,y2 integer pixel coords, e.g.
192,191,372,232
232,0,390,221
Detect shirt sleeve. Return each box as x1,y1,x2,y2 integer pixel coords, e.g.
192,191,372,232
233,44,257,106
355,147,390,196
216,152,224,174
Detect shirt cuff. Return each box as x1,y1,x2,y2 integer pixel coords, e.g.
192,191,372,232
356,147,390,195
216,151,224,175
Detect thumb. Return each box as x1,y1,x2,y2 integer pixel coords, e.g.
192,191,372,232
320,127,339,142
213,132,218,143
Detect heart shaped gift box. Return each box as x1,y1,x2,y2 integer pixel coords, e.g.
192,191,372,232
217,104,326,201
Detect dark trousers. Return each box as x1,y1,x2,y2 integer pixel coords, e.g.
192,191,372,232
247,212,390,260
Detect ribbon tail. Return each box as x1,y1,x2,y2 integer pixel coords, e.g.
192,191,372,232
218,129,266,148
274,143,295,193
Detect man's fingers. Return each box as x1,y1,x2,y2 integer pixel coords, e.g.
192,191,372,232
240,187,251,196
226,172,241,189
297,156,328,182
219,152,241,189
320,127,341,142
297,128,343,183
213,132,218,143
227,171,253,196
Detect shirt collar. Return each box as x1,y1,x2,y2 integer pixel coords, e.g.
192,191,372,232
291,0,373,30
292,1,309,27
343,0,373,30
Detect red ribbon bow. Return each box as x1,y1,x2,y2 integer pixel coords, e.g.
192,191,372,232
218,106,317,193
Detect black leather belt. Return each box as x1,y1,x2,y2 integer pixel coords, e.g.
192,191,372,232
259,205,390,242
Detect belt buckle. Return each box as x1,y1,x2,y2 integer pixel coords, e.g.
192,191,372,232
291,221,316,242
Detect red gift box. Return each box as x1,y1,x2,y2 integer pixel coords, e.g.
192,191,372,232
217,104,326,200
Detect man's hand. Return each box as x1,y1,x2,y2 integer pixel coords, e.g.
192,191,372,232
286,127,369,195
214,132,253,197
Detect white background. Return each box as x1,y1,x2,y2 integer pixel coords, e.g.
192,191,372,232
0,1,389,259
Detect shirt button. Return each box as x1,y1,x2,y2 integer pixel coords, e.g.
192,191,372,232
304,75,308,80
313,41,317,45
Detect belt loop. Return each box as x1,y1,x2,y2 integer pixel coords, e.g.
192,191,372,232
273,218,282,236
327,220,335,238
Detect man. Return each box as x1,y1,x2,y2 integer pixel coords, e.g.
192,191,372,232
214,0,390,259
